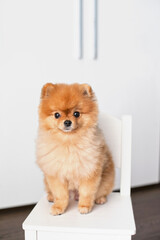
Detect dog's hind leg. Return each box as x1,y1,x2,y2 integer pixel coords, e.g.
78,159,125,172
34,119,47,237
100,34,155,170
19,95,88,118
95,158,114,204
44,175,54,202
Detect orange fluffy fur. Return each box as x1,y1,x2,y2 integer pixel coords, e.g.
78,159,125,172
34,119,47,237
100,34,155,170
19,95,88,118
36,83,114,215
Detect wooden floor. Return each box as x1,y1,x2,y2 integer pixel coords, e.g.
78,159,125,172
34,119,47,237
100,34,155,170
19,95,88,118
0,184,160,240
132,184,160,240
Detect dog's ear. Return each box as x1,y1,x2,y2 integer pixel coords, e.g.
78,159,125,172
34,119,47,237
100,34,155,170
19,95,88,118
82,84,93,97
41,83,55,98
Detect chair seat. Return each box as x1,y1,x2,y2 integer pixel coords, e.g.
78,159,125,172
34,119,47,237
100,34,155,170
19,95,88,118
23,193,136,237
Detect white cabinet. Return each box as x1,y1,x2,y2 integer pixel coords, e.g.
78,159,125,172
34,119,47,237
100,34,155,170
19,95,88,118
0,0,159,208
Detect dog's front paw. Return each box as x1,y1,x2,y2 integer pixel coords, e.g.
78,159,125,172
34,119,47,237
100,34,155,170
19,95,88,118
50,204,66,216
78,205,92,214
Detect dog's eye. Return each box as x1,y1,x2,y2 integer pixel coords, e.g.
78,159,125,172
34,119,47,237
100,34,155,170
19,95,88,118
55,112,61,119
73,111,80,118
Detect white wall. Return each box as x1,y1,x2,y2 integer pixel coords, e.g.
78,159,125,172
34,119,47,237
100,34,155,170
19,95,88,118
0,0,159,208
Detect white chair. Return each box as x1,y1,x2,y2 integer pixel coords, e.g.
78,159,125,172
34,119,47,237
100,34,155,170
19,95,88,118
23,113,136,240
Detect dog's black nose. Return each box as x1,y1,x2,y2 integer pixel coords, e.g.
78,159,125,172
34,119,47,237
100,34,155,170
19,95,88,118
64,120,72,127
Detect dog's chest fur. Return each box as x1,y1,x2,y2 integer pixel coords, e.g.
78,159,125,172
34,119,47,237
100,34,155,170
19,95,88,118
36,129,104,189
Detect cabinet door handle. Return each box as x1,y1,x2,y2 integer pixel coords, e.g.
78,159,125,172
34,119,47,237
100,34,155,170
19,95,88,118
73,0,83,59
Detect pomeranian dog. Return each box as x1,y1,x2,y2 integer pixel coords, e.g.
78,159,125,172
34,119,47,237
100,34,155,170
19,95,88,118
36,83,114,215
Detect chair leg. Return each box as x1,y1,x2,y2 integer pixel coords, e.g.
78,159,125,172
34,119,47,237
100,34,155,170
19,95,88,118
24,230,37,240
127,236,131,240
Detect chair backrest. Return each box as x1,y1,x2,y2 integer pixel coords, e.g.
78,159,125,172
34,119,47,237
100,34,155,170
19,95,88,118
98,113,132,196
